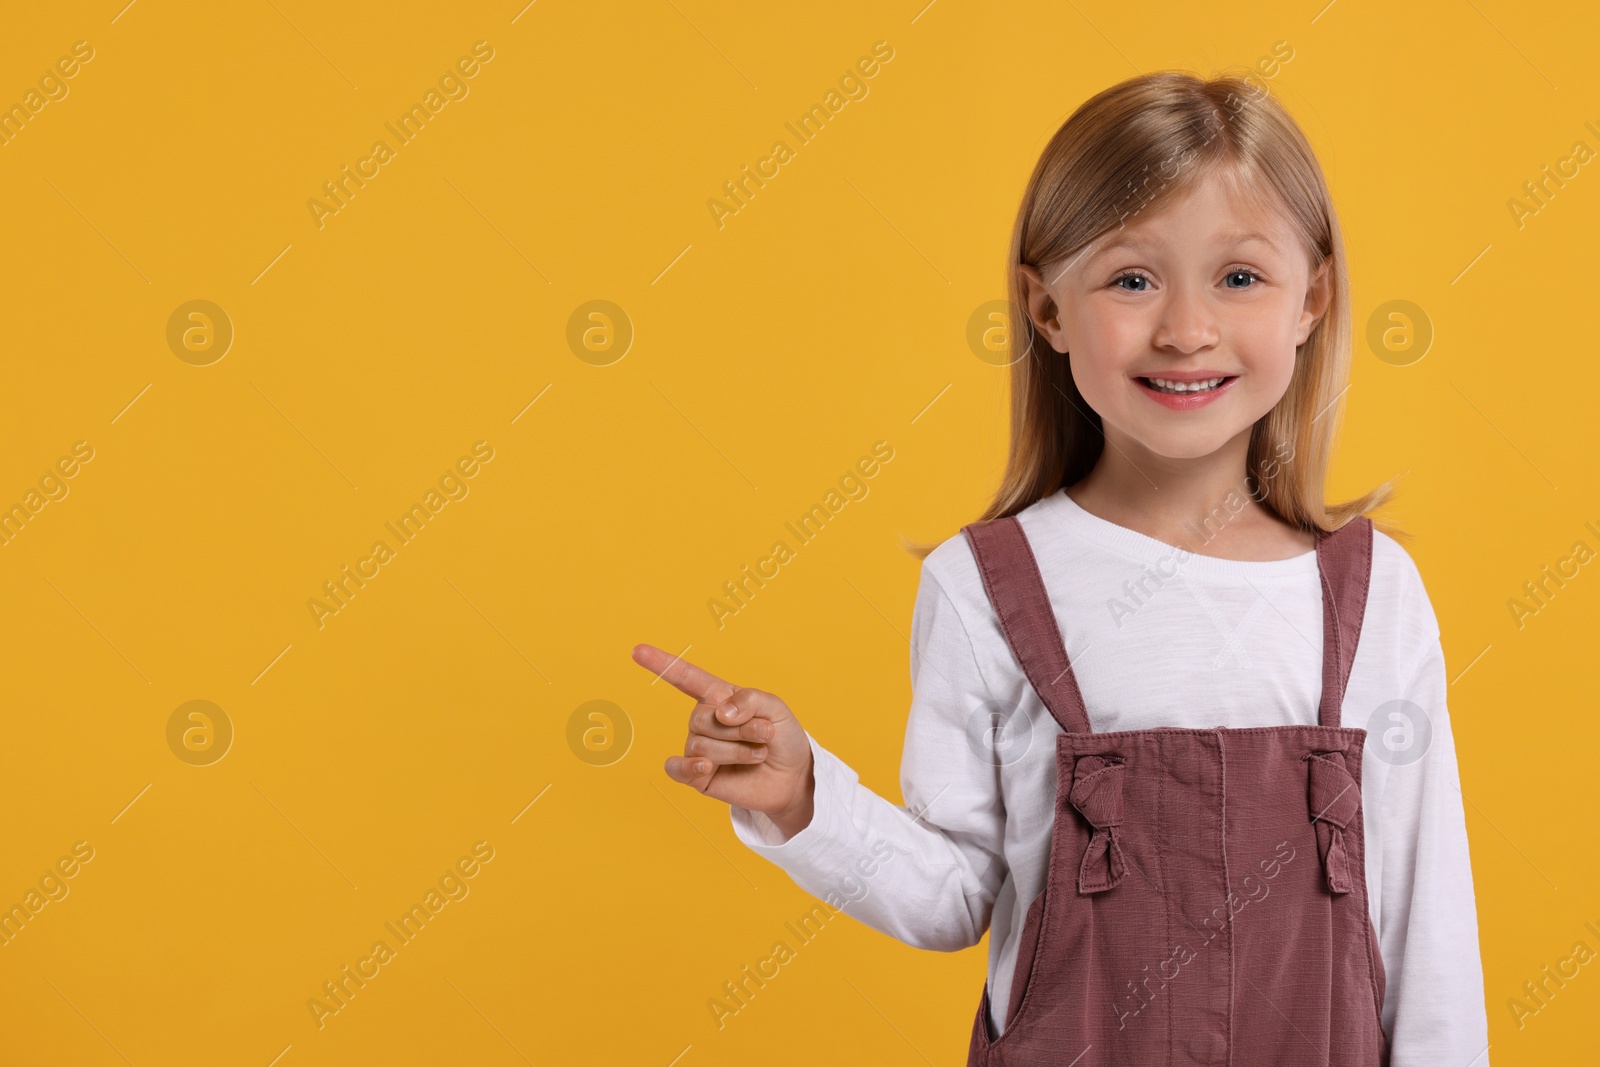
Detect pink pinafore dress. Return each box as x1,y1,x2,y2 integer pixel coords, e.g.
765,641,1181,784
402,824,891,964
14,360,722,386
961,512,1388,1066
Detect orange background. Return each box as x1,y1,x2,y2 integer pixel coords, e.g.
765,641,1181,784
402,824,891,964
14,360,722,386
0,1,1594,1063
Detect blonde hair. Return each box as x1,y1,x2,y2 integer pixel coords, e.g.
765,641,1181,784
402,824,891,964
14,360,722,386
905,70,1403,560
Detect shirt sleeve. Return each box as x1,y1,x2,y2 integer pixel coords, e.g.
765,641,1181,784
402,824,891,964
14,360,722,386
1375,618,1492,1065
727,560,1009,951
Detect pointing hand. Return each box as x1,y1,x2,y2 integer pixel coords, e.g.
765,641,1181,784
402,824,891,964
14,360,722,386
631,643,815,836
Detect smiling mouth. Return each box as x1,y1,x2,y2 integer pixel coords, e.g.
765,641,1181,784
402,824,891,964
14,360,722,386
1137,375,1237,395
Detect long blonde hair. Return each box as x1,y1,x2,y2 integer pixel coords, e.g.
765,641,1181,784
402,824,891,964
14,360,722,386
906,70,1403,560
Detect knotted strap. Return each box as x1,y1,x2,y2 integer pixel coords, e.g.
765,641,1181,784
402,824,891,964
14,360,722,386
1305,750,1361,894
1068,755,1127,894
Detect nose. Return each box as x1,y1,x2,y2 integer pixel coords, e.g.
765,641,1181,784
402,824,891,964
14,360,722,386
1152,281,1219,354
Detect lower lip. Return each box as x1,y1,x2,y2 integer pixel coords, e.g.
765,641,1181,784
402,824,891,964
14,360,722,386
1134,376,1238,410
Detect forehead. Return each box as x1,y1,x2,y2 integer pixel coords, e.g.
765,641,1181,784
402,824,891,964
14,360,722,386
1083,169,1296,261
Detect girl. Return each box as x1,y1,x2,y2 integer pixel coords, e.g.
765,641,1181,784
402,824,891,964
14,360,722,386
633,70,1488,1065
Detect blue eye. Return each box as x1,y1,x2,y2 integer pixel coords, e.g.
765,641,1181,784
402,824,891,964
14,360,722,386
1109,269,1263,292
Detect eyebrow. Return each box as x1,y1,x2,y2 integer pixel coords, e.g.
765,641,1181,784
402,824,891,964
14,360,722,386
1086,229,1281,260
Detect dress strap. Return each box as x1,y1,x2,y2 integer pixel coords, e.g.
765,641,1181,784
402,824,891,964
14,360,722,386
1312,515,1375,729
961,516,1093,735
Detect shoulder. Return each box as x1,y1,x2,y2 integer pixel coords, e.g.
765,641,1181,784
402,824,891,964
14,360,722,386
919,525,984,614
917,495,1063,627
1369,526,1434,615
1365,522,1442,650
913,519,998,644
912,513,1061,696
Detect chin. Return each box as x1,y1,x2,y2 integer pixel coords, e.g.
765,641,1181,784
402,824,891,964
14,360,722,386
1127,427,1242,462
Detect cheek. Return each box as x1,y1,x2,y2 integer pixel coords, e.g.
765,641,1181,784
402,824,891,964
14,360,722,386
1061,304,1143,403
1229,307,1300,393
1065,342,1128,417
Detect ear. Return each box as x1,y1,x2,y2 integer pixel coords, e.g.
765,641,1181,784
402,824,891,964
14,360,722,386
1295,258,1333,346
1017,263,1071,354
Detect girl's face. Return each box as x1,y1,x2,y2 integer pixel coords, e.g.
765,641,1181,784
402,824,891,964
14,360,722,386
1019,169,1331,463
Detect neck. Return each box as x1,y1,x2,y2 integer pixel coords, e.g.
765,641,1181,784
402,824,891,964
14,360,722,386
1068,426,1265,554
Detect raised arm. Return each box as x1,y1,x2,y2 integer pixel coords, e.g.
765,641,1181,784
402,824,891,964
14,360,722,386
729,565,1010,950
640,560,1009,951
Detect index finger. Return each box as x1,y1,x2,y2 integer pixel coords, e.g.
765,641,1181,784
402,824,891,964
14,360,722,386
631,643,738,706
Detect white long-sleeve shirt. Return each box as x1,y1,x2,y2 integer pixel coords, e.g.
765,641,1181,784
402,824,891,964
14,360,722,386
729,487,1489,1064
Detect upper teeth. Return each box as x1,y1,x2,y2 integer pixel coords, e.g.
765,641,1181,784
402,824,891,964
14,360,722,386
1147,377,1225,393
